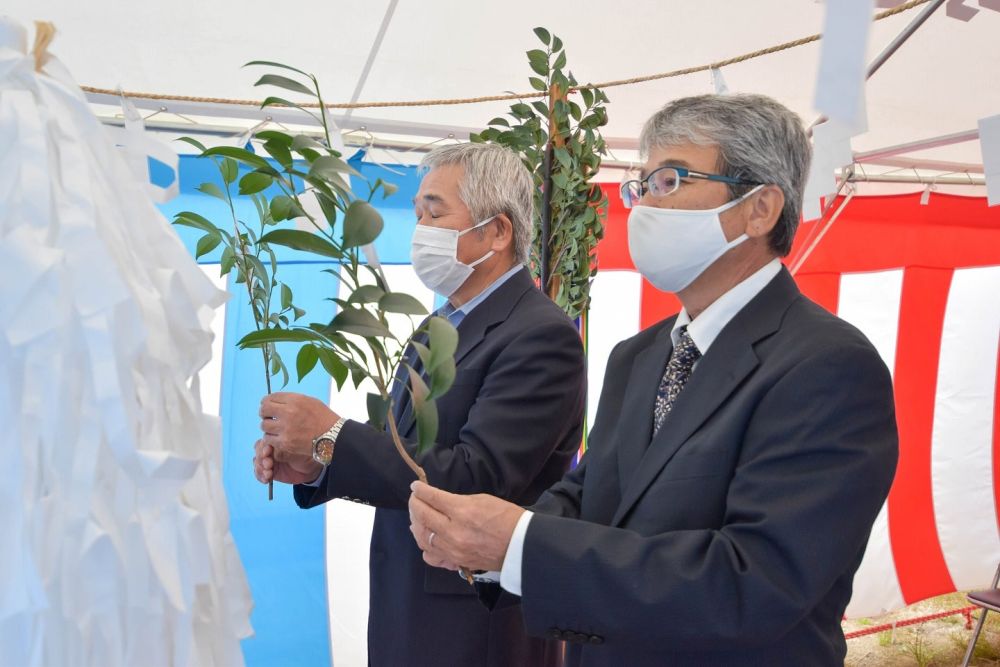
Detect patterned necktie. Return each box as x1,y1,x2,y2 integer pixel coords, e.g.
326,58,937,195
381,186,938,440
653,325,702,436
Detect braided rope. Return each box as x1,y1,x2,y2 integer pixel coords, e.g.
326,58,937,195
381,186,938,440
843,605,978,640
80,0,929,110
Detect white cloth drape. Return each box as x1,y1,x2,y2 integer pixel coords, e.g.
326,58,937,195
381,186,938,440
0,18,252,667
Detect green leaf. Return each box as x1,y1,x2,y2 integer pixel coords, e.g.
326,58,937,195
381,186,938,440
176,136,208,152
269,195,293,221
239,171,274,195
262,140,293,169
407,367,438,456
427,316,458,373
348,284,386,304
296,344,319,381
315,191,342,225
220,158,238,185
237,327,328,349
292,134,326,152
219,246,236,275
244,60,312,77
411,340,432,371
364,392,389,431
510,103,534,119
329,307,393,338
552,35,563,52
317,347,349,389
553,50,567,71
259,229,343,259
173,211,218,234
379,292,428,316
527,49,549,77
380,180,399,197
528,76,547,92
197,182,227,201
310,154,361,180
580,87,594,108
532,27,551,45
259,96,321,121
428,360,455,400
202,146,273,171
342,200,383,248
280,283,293,310
253,73,317,97
195,233,221,259
255,130,293,146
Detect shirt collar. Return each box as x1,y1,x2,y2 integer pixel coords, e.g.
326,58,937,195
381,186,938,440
439,263,523,324
670,259,782,354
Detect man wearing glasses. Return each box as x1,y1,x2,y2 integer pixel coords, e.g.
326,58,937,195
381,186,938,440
408,94,898,666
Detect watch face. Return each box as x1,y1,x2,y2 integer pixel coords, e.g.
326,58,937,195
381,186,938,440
313,438,334,466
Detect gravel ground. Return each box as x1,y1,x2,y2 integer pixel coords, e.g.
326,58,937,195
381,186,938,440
844,592,999,666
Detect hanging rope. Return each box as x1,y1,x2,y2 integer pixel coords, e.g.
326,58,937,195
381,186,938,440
80,0,930,110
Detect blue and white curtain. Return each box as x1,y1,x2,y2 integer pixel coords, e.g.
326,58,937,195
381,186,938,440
159,152,435,667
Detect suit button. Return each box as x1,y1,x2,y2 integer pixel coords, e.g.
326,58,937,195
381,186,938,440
588,634,604,645
545,628,561,640
571,632,589,643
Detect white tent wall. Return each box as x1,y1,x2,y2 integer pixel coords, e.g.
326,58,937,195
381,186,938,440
5,1,999,172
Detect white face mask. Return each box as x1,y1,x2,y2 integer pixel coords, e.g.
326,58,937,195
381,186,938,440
410,217,496,297
627,185,764,293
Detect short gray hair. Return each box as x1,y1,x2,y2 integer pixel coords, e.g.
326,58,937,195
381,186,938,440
639,94,811,256
419,142,534,264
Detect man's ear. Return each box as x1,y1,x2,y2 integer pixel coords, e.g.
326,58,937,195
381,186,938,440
745,185,784,240
489,214,515,253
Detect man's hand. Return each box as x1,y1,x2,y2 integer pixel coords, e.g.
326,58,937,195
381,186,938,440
259,392,340,459
408,481,524,572
255,392,341,486
254,439,324,485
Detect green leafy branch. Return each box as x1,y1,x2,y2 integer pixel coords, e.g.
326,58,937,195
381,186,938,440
473,27,609,319
172,61,458,485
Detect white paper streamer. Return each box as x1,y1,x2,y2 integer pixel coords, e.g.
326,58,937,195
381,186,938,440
0,17,251,667
814,0,873,134
978,113,1000,206
710,67,729,95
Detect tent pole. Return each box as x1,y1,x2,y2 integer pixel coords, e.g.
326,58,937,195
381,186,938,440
866,0,945,77
343,0,399,125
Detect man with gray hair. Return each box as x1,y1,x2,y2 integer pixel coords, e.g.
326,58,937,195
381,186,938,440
409,94,898,665
254,142,585,666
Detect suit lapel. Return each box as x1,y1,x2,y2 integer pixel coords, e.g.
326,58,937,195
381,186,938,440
452,267,534,367
615,322,675,491
395,267,535,436
611,268,801,526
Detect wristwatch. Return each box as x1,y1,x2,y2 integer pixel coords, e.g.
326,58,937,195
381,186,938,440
312,417,346,466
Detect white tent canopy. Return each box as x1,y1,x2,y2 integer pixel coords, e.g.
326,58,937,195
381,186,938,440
6,0,1000,180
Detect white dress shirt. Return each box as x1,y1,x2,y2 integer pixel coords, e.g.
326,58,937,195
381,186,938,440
498,259,783,595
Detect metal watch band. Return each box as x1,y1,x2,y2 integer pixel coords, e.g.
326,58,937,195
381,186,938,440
312,417,346,466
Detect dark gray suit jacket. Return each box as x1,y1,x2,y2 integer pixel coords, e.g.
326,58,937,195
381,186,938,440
517,268,898,666
295,267,585,667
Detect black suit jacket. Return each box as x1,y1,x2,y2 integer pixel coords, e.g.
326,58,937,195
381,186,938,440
295,267,585,667
516,268,898,666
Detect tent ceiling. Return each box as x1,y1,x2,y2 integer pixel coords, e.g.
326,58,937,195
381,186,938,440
6,1,999,174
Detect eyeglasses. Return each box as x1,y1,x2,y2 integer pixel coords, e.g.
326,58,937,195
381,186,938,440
619,165,761,208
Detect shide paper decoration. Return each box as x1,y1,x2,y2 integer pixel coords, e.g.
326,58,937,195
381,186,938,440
0,18,252,667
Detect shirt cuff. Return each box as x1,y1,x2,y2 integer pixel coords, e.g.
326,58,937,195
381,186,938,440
303,466,327,488
499,510,533,596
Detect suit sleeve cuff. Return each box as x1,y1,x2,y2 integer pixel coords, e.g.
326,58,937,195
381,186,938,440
303,466,327,488
499,510,533,596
